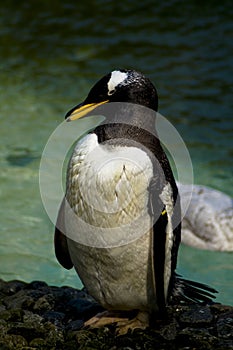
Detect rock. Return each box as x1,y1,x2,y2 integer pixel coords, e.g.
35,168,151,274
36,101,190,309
178,304,213,325
0,280,27,297
210,303,233,315
159,320,178,341
4,289,43,310
0,308,24,322
216,311,233,339
7,322,46,342
43,310,66,328
33,294,55,313
177,327,218,350
29,337,47,347
27,281,49,290
23,311,43,325
65,319,84,332
0,279,232,349
0,334,28,348
67,297,104,320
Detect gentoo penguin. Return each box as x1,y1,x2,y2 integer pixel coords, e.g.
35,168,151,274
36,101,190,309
54,69,217,330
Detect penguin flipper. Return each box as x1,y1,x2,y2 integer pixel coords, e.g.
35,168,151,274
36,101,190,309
54,198,73,270
173,274,218,303
148,177,168,314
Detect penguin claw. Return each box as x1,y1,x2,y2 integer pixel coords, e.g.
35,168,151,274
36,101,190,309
116,311,149,335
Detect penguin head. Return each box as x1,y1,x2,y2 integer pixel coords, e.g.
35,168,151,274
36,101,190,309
65,69,158,121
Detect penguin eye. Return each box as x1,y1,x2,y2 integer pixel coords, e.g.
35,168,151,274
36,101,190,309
108,89,116,96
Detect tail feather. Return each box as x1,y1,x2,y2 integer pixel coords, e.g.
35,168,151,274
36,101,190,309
172,274,218,304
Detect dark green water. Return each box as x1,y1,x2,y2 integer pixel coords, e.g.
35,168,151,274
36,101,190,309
0,1,232,305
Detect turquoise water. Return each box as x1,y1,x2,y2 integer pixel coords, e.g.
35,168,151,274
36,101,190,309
0,1,232,305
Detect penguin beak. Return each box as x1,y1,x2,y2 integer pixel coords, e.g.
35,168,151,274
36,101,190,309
65,100,109,122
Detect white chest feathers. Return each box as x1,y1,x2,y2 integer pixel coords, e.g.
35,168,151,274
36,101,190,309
65,133,154,248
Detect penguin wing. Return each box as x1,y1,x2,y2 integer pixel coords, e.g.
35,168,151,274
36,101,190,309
148,149,181,313
148,177,168,313
54,197,73,270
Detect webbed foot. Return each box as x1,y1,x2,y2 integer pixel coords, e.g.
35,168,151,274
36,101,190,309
84,310,149,335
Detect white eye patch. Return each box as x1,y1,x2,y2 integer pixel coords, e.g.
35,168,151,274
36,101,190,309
107,70,128,96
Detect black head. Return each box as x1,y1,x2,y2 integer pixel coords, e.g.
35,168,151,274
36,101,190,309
85,69,158,110
65,69,158,121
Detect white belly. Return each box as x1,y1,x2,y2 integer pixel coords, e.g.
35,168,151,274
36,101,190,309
67,233,157,311
65,133,157,310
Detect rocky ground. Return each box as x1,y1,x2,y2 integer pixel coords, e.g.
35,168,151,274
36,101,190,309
0,279,232,350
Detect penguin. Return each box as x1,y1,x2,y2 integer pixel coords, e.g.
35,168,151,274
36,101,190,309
54,69,217,330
